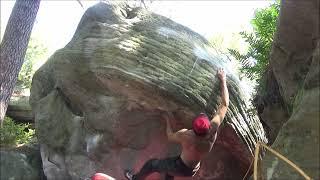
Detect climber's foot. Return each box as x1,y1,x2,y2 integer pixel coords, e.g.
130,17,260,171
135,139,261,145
124,169,134,180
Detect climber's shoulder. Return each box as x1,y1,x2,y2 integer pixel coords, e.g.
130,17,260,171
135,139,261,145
177,129,195,141
178,129,196,140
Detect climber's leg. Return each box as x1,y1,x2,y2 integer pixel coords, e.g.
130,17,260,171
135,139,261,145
130,156,195,180
131,158,164,180
164,173,174,180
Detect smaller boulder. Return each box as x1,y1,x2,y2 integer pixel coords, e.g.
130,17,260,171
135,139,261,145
0,144,45,180
7,95,33,123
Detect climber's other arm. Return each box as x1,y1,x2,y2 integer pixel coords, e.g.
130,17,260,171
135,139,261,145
162,112,188,143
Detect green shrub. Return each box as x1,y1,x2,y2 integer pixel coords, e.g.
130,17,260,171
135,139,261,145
0,117,35,147
17,38,48,88
228,1,280,83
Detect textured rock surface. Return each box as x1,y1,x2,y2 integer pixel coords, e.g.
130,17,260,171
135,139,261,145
30,2,267,179
259,0,319,179
0,144,45,180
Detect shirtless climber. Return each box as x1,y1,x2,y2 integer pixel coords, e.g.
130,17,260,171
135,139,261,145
123,68,230,180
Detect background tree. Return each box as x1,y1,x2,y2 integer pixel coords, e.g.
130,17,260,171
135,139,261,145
228,1,280,83
17,38,48,89
0,0,41,127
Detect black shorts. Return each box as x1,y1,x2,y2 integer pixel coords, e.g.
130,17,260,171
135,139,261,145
150,156,198,177
133,155,199,180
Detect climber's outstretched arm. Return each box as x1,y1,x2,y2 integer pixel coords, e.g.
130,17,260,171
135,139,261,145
211,68,229,128
162,112,188,143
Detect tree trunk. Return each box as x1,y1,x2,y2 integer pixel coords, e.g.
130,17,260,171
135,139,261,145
0,0,40,127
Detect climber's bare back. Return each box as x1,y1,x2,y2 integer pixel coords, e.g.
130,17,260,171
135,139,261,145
178,127,218,168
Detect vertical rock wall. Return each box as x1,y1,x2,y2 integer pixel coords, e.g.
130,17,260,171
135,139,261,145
260,0,319,179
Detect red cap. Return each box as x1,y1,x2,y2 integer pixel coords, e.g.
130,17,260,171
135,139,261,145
192,113,211,136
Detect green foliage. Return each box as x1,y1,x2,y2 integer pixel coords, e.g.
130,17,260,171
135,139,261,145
0,117,35,147
228,1,280,82
17,38,48,88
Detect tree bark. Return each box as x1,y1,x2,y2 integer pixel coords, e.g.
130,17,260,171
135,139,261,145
0,0,40,127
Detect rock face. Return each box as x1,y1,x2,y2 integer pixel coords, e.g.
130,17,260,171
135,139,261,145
0,145,45,180
258,0,319,179
30,2,267,179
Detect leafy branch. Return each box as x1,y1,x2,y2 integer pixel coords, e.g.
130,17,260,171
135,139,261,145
228,1,280,84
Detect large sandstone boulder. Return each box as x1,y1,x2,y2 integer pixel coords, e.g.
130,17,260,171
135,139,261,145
258,0,319,179
30,2,267,179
